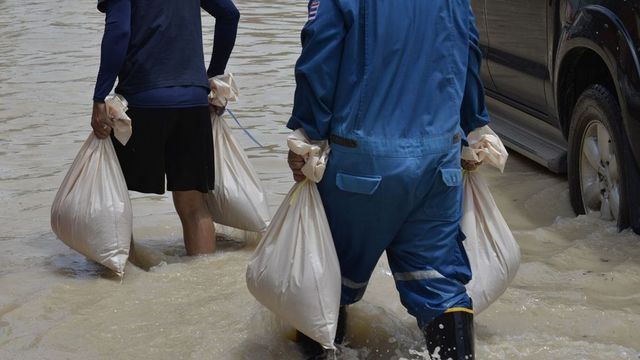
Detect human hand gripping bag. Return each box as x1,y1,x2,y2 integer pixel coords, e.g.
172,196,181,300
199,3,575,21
246,129,341,349
205,74,271,232
51,95,133,276
461,125,521,314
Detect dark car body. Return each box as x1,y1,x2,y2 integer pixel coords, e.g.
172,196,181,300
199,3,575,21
471,0,640,232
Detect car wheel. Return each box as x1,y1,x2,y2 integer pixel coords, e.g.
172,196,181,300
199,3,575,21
568,85,628,226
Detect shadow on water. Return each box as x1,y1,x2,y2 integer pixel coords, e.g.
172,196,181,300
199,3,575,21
45,253,115,280
44,232,250,280
217,233,250,252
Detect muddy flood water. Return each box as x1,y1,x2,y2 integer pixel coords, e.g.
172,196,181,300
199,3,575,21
1,1,639,359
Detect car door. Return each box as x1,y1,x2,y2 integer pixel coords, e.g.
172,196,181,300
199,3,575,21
485,0,549,116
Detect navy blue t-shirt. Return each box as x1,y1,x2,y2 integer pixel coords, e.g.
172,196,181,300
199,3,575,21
108,0,209,95
94,0,239,107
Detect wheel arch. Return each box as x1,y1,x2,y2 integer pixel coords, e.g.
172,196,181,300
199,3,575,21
555,4,640,166
557,48,616,138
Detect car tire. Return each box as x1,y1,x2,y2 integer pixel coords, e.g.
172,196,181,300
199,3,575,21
568,84,638,231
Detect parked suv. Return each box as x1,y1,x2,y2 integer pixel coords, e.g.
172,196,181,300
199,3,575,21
471,0,640,234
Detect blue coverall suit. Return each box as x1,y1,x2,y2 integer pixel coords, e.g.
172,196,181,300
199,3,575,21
287,0,490,329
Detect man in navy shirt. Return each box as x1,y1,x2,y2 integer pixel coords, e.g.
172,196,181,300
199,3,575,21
91,0,239,257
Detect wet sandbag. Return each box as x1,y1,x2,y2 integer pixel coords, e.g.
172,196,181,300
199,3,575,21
246,129,341,349
51,95,132,276
206,74,270,232
461,125,520,313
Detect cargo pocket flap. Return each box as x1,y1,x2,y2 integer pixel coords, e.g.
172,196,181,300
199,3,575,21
336,173,382,195
440,168,462,187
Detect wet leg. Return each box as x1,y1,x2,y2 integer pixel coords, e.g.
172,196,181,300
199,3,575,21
172,190,215,255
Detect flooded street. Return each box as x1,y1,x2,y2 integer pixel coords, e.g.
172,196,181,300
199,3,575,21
1,1,639,359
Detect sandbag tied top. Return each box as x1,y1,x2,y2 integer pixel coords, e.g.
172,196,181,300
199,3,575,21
104,94,132,146
208,73,239,107
287,129,330,183
51,114,132,276
459,126,520,313
461,125,509,172
205,73,271,232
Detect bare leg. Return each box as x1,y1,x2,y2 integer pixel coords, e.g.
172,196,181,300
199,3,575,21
172,190,216,255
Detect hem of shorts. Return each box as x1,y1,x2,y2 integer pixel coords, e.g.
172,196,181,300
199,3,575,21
167,186,214,194
116,81,210,95
127,187,166,195
127,102,209,109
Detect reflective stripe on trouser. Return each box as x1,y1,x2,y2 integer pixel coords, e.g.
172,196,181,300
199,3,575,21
318,139,472,327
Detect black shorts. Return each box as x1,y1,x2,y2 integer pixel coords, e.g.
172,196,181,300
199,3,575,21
111,106,215,194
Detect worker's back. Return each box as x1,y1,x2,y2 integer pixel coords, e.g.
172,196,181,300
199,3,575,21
289,0,482,154
332,0,472,144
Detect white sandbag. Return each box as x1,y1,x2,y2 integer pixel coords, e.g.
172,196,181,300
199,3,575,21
206,74,270,232
246,129,341,349
51,95,133,276
461,125,520,313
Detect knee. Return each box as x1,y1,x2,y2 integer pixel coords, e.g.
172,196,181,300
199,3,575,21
173,191,209,220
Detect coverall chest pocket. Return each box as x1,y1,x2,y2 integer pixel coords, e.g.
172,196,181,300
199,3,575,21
336,172,382,195
423,167,463,221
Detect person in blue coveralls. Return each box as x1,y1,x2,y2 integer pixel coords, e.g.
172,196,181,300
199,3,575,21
287,1,489,359
90,0,239,259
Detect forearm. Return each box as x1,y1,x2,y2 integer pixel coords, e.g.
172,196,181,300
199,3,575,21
93,0,131,102
201,0,240,77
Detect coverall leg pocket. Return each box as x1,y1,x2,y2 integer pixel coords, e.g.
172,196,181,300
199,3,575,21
335,172,382,195
423,167,463,221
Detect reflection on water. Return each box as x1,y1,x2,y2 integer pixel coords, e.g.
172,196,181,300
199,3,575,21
0,1,639,359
